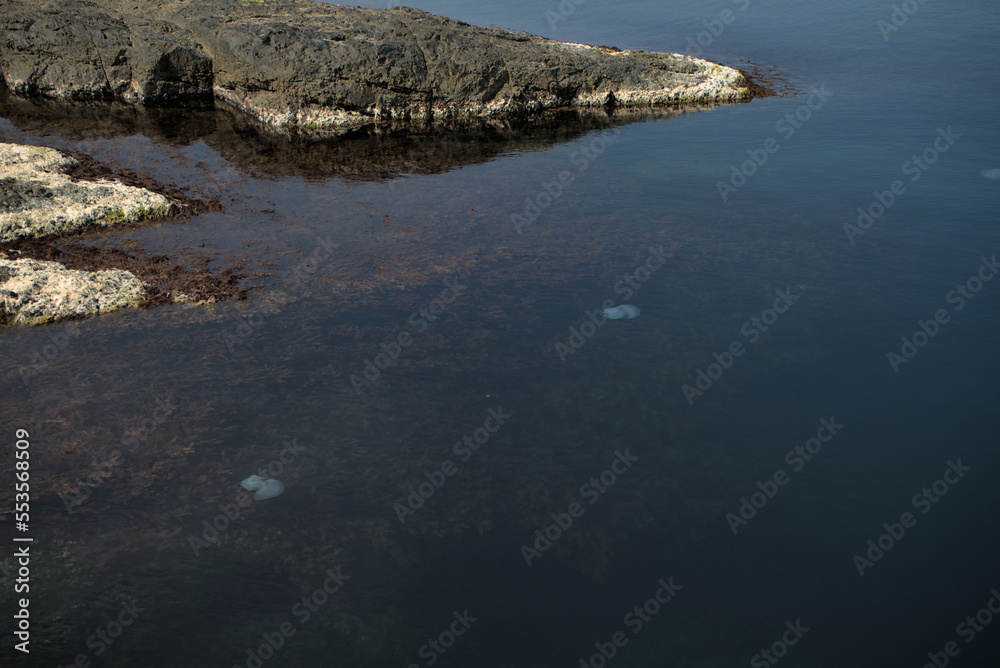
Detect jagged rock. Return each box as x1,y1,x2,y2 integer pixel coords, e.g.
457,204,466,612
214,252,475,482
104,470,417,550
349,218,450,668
0,0,755,132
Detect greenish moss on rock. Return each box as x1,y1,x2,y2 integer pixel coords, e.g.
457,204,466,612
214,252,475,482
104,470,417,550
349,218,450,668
0,143,171,242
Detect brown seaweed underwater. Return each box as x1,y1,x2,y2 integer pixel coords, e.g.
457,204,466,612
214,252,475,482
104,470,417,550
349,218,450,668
1,97,862,667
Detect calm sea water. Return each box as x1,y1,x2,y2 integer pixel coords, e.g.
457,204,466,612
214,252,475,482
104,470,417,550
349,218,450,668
1,1,998,666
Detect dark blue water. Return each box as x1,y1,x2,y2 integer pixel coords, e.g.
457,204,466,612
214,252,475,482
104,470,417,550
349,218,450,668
1,1,998,666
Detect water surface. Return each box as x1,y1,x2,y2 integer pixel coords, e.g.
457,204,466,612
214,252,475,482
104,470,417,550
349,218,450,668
1,1,998,666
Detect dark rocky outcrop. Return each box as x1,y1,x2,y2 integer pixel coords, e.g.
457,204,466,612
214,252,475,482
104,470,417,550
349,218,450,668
0,0,212,104
0,0,757,133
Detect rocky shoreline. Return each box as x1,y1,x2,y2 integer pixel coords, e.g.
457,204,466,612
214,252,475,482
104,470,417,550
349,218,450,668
0,143,238,326
0,143,161,325
0,0,764,134
0,0,772,325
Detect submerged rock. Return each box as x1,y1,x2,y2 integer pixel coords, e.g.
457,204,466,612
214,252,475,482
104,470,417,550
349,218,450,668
0,142,170,243
0,255,145,325
0,0,757,133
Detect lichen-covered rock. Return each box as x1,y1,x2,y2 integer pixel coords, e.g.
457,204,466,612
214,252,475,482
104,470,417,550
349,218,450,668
0,255,145,325
0,142,170,242
0,0,755,133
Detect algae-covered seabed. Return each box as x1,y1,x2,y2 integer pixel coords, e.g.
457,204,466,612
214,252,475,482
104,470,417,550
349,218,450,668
1,100,899,667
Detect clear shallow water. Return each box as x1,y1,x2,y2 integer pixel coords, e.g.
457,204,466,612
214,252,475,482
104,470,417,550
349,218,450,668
1,0,998,666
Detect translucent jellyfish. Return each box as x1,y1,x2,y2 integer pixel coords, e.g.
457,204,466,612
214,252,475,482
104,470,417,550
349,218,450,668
240,474,285,500
603,304,641,319
981,168,1000,180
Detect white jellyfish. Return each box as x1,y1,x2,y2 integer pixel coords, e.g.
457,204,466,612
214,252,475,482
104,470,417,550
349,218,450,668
240,474,285,500
603,304,641,319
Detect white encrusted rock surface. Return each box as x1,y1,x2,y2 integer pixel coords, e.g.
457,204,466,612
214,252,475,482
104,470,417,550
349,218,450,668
0,142,170,242
0,255,146,325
